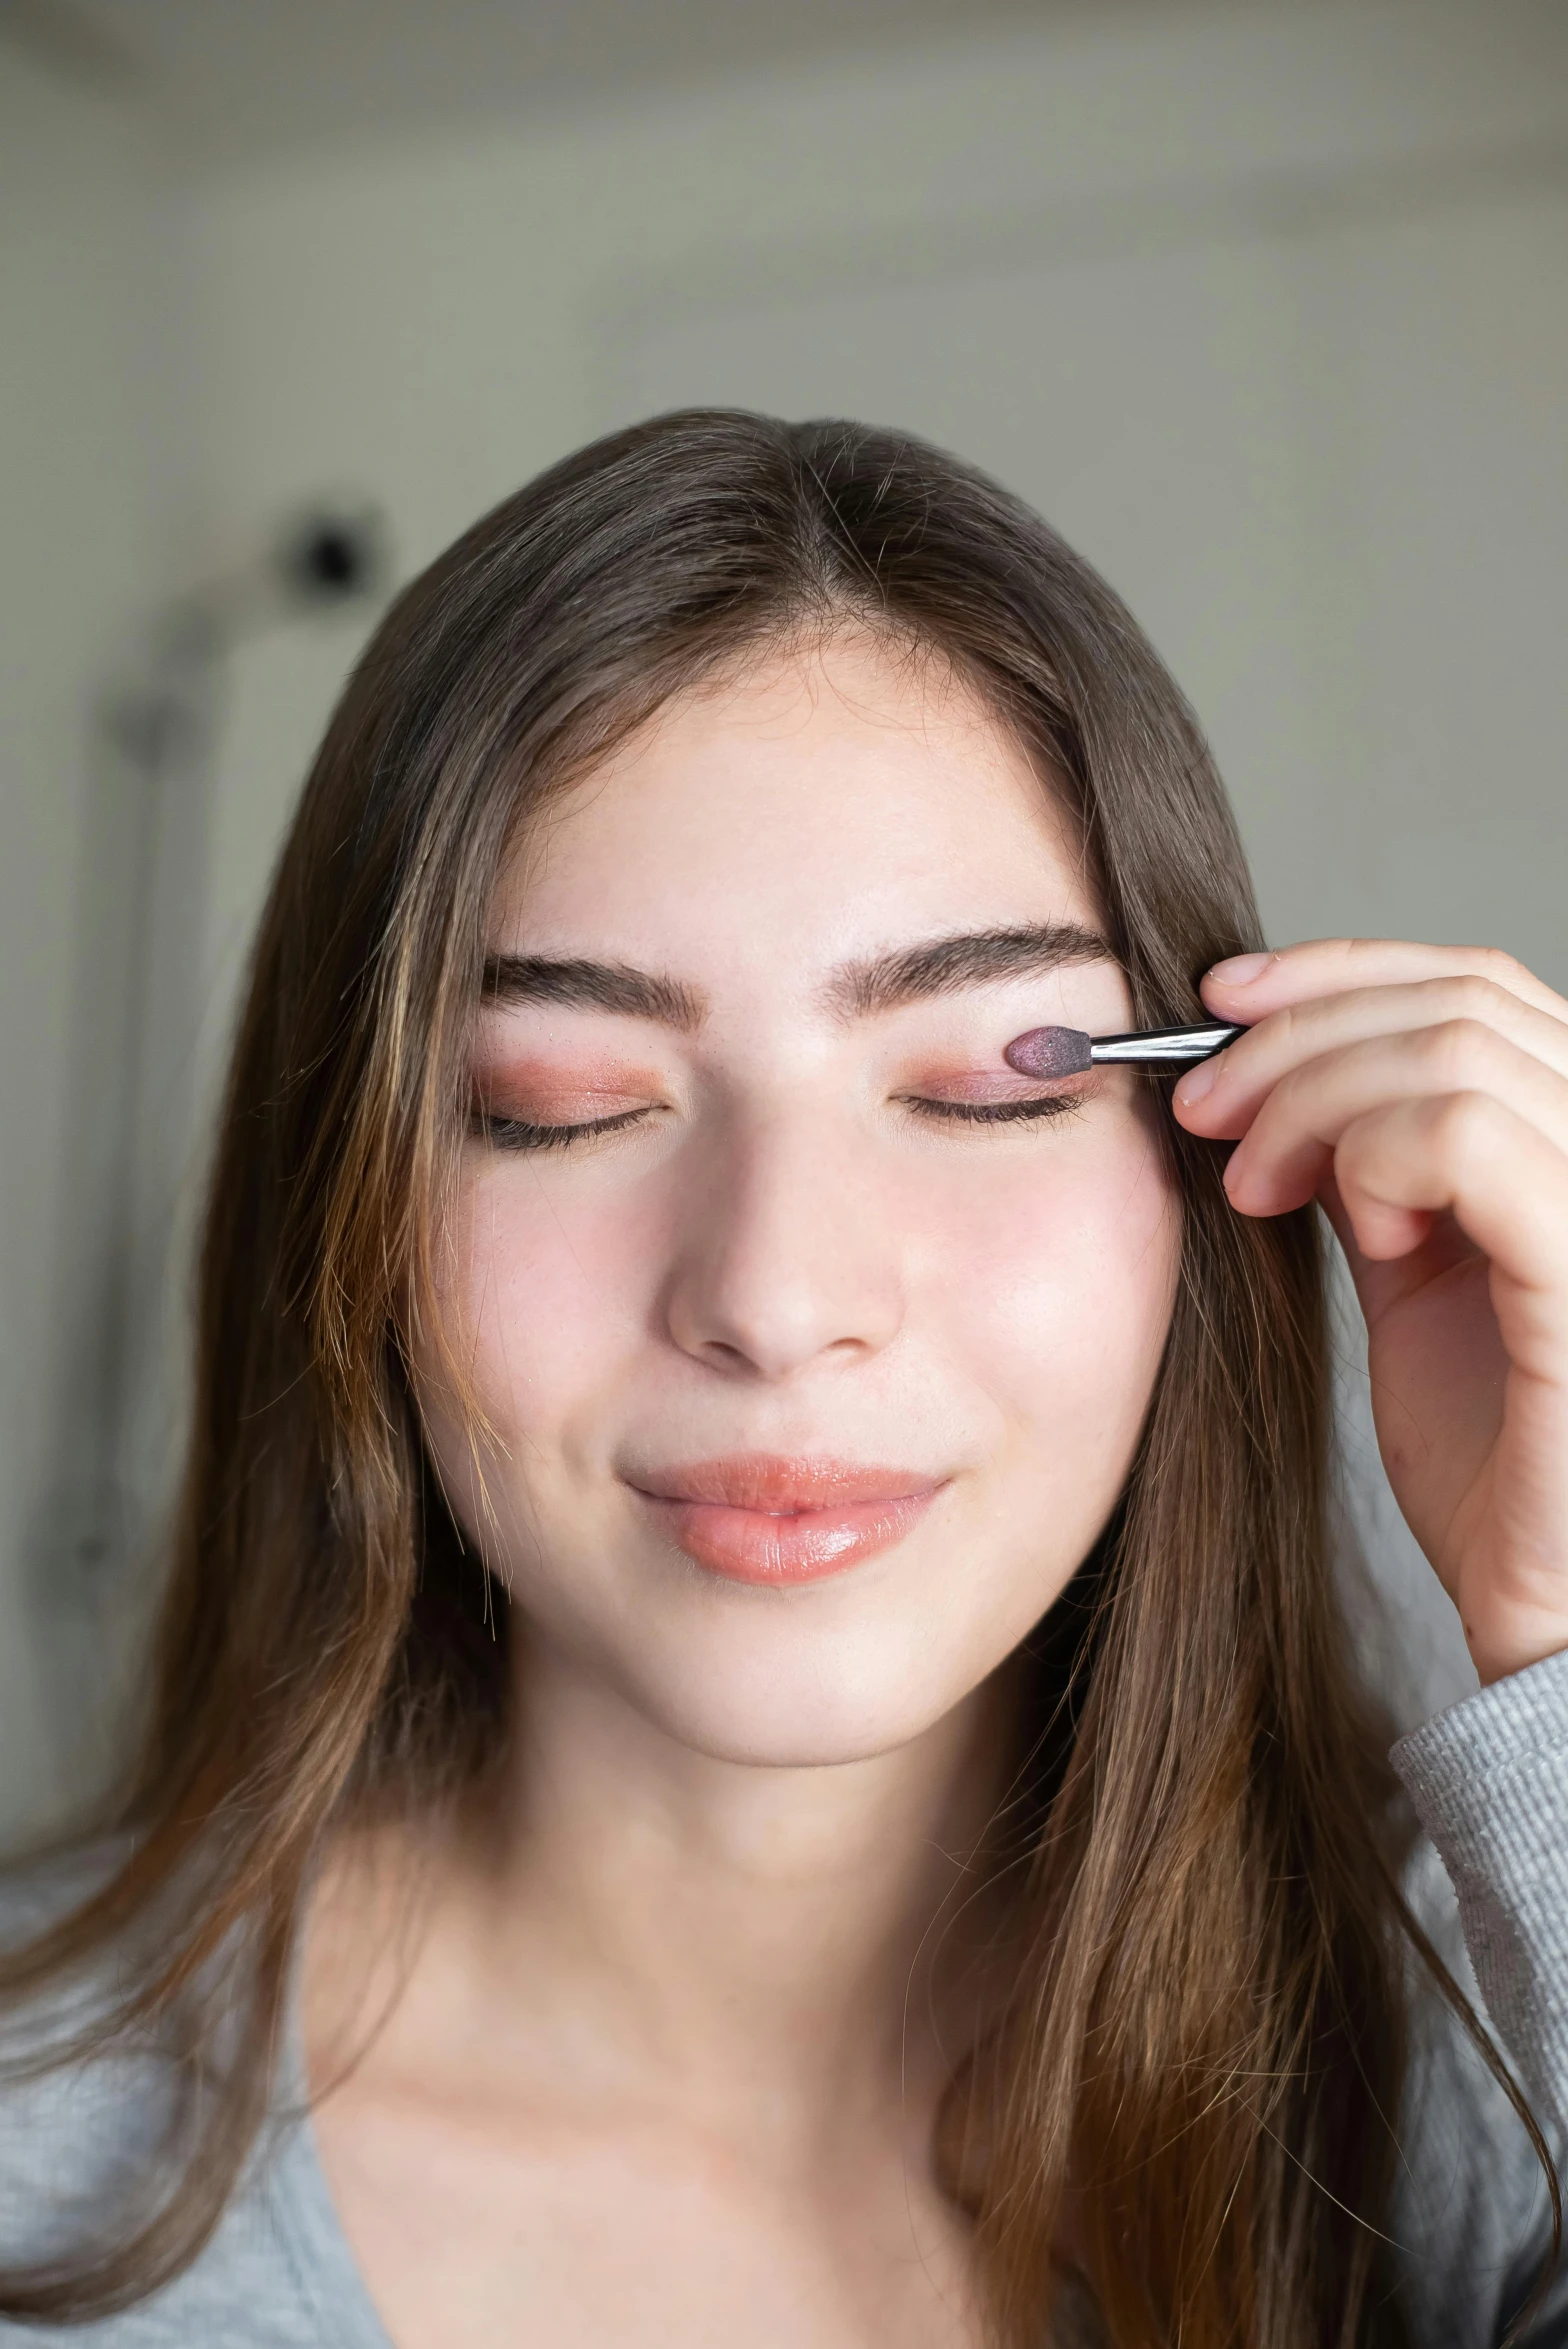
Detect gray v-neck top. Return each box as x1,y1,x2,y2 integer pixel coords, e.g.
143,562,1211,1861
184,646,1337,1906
4,1649,1568,2345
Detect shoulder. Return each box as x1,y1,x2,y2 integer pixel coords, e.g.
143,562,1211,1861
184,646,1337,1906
0,1847,346,2345
0,1842,179,2277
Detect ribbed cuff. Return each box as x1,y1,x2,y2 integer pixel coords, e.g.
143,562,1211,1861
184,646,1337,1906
1393,1647,1568,2128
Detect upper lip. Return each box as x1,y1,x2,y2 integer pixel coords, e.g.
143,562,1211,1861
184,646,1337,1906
627,1454,944,1512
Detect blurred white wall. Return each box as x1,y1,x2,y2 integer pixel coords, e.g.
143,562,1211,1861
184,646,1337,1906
184,0,1568,1030
0,49,179,1832
2,0,1565,1828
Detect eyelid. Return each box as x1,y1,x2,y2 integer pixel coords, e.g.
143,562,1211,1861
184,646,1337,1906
470,1066,666,1119
471,1071,660,1105
897,1058,1093,1104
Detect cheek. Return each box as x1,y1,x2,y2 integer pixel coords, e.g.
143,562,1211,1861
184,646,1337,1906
923,1123,1180,1452
432,1165,669,1430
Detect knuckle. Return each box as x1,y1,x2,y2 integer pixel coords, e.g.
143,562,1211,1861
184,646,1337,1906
1271,1051,1317,1109
1428,1088,1504,1158
1448,971,1511,1020
1412,972,1498,1024
1266,998,1307,1049
1472,943,1526,992
1421,1016,1496,1080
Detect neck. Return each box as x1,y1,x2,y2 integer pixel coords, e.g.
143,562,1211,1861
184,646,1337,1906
310,1635,1021,2156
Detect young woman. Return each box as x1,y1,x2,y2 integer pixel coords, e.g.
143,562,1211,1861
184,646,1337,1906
2,411,1566,2347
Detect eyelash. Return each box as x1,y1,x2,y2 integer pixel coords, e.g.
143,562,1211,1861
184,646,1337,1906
476,1108,653,1152
907,1093,1083,1127
474,1093,1082,1153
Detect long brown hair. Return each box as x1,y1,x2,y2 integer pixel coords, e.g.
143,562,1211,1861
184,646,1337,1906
0,410,1546,2340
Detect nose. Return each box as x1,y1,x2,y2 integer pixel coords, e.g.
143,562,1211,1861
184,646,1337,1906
660,1112,905,1381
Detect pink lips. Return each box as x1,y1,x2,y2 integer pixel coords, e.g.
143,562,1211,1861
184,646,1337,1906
628,1454,944,1585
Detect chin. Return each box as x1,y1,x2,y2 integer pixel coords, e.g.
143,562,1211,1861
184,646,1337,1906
576,1571,1041,1770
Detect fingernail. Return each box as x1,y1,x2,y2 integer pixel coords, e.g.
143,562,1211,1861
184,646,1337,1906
1175,1057,1220,1108
1208,951,1273,987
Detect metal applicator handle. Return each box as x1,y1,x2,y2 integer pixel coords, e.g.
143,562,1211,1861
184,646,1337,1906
1088,1020,1246,1069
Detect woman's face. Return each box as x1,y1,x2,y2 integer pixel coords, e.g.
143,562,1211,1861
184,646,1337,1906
416,635,1182,1765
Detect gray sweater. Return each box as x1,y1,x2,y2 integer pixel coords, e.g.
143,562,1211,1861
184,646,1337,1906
3,1650,1568,2346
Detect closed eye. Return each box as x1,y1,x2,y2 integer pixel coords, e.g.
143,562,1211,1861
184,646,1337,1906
473,1091,1084,1153
902,1093,1084,1127
473,1107,654,1152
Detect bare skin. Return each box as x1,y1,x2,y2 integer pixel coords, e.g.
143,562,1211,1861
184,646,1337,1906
303,635,1568,2344
303,1677,1012,2348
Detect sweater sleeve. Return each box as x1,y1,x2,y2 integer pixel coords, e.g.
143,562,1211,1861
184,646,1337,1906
1392,1644,1568,2140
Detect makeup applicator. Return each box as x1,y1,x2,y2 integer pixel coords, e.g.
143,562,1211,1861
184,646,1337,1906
1004,1019,1245,1079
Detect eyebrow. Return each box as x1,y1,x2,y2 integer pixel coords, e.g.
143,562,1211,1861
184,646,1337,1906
481,922,1114,1033
821,921,1114,1021
483,955,705,1029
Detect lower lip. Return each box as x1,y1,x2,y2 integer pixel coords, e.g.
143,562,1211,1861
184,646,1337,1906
635,1488,942,1585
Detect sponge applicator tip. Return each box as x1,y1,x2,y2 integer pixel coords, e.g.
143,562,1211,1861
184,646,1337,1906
1003,1025,1093,1081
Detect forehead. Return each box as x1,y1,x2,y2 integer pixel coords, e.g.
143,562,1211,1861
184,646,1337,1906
490,635,1097,960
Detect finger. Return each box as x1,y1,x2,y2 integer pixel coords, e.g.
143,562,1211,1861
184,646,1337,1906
1179,991,1568,1154
1175,977,1568,1136
1313,1163,1442,1293
1331,1094,1568,1359
1218,1026,1568,1219
1199,938,1568,1030
1314,1162,1481,1303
